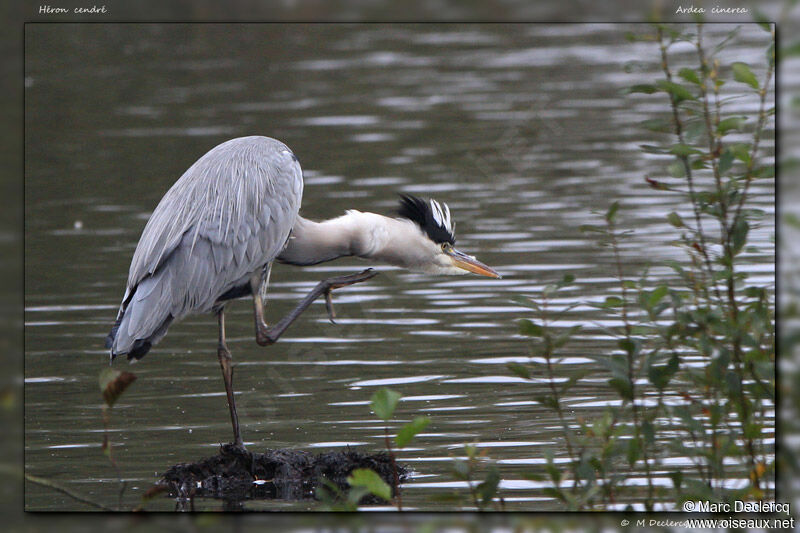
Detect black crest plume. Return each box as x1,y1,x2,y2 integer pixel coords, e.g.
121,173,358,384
397,194,455,245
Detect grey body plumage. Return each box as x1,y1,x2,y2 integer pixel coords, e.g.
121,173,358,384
107,136,303,360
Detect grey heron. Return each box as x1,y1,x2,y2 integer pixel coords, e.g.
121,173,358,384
106,136,500,448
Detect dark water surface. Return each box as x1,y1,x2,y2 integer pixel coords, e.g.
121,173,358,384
25,23,774,511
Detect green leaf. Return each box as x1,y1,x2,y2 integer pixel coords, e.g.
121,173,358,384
669,144,703,157
560,369,592,394
521,472,544,482
602,296,624,308
465,444,478,460
395,416,431,448
668,160,685,178
345,487,370,508
725,371,742,396
553,325,582,349
639,118,670,133
545,455,561,485
717,116,746,135
666,212,684,228
428,493,465,504
684,120,706,143
316,477,345,505
648,355,678,390
627,437,641,466
542,487,565,502
648,285,669,308
731,217,749,255
371,388,401,421
626,84,659,94
511,295,540,311
519,318,544,337
452,460,470,481
507,362,531,380
639,144,668,154
642,420,655,445
609,377,633,401
732,62,759,90
347,468,392,502
744,422,762,440
753,165,774,179
713,26,741,55
605,201,620,223
99,368,137,408
477,467,501,506
557,273,575,287
618,338,638,356
678,67,700,84
535,395,559,411
579,224,606,233
718,149,734,174
657,80,696,103
729,143,752,165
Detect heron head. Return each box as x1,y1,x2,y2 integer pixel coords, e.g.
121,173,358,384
397,195,501,278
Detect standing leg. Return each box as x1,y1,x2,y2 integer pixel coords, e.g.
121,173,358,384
216,306,244,448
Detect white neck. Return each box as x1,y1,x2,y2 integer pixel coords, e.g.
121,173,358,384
278,210,451,273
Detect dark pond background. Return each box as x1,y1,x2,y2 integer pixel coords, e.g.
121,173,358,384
24,23,774,511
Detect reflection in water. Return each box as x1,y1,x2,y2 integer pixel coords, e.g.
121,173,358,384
25,24,773,511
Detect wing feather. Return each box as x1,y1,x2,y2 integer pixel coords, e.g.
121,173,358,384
109,136,304,359
126,137,301,291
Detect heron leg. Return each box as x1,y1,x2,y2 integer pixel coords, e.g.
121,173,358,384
251,268,378,346
216,307,244,448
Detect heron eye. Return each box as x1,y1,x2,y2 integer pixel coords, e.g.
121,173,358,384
441,243,450,252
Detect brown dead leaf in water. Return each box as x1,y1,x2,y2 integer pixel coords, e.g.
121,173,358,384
99,367,137,407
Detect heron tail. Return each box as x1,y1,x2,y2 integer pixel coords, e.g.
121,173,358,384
107,273,175,361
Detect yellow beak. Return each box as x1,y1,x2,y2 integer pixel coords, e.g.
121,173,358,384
446,248,501,279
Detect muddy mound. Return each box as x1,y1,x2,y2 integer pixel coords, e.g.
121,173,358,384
158,444,407,507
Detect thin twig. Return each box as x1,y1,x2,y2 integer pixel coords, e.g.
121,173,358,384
384,427,402,510
657,26,723,307
539,292,580,495
608,216,654,509
696,24,728,245
16,468,118,512
732,27,775,229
